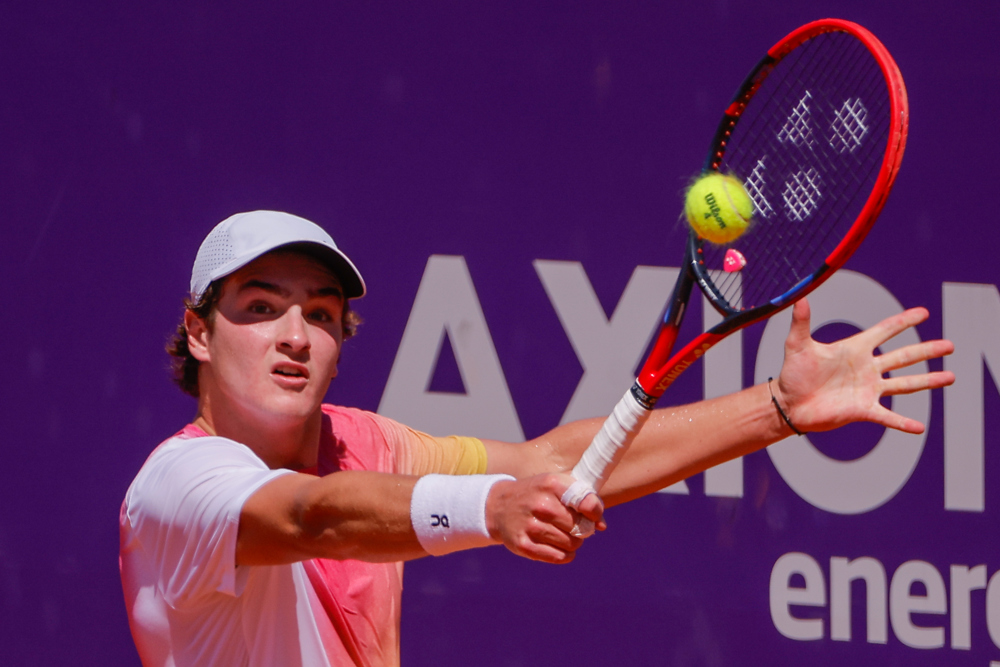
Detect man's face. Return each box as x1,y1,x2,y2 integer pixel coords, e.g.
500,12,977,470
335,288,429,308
193,250,345,427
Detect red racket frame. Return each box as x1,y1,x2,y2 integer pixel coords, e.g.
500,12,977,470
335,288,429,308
634,18,909,403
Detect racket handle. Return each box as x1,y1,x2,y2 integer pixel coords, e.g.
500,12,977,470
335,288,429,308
562,382,653,537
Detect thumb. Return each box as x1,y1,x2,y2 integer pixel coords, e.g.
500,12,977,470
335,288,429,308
785,298,813,353
576,491,605,527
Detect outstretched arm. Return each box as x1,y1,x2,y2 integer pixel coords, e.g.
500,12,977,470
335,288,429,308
237,470,604,566
485,298,955,507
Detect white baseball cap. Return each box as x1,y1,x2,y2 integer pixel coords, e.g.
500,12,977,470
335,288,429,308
190,210,366,301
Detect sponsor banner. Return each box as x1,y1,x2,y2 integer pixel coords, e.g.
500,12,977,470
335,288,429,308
0,2,996,664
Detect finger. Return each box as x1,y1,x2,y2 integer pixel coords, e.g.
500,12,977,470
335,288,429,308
874,339,954,374
567,504,605,537
882,370,956,396
541,549,575,564
506,521,576,562
858,307,929,349
575,492,605,526
528,516,585,551
577,515,607,533
522,521,585,560
515,540,576,564
533,496,580,533
784,298,813,352
868,404,926,434
525,495,583,538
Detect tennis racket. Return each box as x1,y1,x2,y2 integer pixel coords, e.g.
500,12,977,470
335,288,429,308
563,19,909,535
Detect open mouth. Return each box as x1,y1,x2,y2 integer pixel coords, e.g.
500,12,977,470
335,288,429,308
272,364,309,380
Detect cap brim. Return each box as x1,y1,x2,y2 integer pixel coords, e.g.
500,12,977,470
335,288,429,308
279,242,366,299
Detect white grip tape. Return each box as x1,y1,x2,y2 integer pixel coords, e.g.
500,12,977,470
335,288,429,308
571,386,652,491
564,386,652,538
410,474,514,556
560,479,597,510
561,480,602,539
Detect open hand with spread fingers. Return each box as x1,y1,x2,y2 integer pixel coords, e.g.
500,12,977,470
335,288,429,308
771,298,955,436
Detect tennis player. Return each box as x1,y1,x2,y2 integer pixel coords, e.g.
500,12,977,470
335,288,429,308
120,210,954,666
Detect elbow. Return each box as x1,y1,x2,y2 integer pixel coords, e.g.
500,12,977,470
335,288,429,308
291,483,356,561
291,479,389,562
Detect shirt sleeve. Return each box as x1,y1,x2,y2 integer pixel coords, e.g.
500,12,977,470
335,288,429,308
123,436,293,608
367,414,488,477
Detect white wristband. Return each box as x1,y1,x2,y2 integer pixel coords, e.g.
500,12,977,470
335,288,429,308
410,474,515,556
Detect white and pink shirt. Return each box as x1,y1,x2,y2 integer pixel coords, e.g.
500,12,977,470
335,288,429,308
120,405,486,667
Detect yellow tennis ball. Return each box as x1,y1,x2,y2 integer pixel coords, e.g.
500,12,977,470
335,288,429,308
684,173,754,244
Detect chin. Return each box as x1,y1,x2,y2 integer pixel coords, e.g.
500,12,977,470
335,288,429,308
264,394,322,417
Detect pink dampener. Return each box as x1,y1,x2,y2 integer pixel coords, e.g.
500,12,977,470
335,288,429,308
723,248,747,272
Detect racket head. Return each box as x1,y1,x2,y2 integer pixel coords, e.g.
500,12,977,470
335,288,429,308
690,19,908,333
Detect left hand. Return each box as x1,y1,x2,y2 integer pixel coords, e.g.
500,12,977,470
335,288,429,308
772,298,955,435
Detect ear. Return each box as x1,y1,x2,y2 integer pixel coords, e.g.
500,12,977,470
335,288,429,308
185,309,212,363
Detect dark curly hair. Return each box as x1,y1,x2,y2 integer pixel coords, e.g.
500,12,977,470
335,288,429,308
166,279,361,398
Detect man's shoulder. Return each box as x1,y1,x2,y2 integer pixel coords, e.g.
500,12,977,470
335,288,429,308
141,431,264,471
320,404,404,432
125,432,269,506
318,404,403,474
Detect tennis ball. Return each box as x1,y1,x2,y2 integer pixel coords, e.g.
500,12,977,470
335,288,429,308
684,173,754,244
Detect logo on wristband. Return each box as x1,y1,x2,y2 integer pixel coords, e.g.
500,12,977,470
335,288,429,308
430,514,450,528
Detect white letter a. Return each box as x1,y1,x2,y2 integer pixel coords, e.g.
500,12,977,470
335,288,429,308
378,255,524,441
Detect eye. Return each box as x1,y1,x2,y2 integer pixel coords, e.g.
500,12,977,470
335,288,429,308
307,308,335,323
248,301,274,315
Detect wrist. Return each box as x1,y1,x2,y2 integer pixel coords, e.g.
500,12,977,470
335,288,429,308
410,474,515,556
484,479,514,541
768,377,804,436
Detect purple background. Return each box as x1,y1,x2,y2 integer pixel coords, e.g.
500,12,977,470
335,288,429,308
1,1,997,664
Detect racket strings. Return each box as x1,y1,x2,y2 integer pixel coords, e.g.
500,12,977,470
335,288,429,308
709,41,847,302
701,31,891,311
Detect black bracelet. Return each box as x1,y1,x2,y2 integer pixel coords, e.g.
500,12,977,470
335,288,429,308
768,377,804,436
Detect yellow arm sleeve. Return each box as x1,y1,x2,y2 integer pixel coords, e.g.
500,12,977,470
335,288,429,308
370,414,488,476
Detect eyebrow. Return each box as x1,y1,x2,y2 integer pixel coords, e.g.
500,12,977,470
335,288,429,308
238,279,343,299
239,279,289,297
315,286,344,298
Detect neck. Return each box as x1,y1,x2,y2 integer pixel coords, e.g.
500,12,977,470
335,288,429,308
193,393,322,471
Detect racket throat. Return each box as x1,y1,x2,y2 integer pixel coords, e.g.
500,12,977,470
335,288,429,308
639,324,680,392
638,267,695,389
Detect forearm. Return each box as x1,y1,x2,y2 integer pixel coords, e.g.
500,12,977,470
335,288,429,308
238,471,426,566
597,382,792,504
238,469,577,566
487,382,793,507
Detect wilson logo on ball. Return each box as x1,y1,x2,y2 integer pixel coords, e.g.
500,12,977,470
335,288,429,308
703,192,728,229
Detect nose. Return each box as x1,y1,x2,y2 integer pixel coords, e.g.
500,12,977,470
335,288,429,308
276,306,311,353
